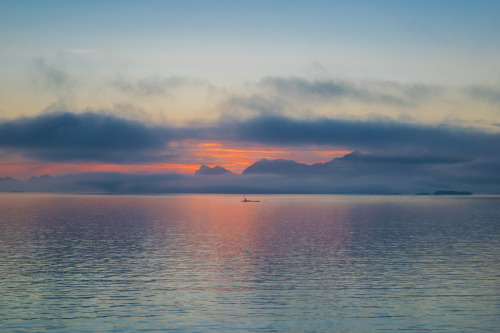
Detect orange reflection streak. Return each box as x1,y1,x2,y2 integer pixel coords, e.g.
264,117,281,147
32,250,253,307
166,195,264,288
160,195,353,289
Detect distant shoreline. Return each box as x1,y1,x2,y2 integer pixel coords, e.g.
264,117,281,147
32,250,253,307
1,191,488,196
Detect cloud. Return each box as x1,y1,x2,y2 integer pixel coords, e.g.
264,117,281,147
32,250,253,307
0,112,172,163
428,158,500,187
334,150,471,165
3,162,499,194
241,151,472,177
223,115,500,158
466,84,500,104
214,76,455,124
16,172,186,193
234,151,500,193
110,75,212,97
219,94,287,118
259,76,443,107
30,57,77,106
1,112,499,165
1,110,498,193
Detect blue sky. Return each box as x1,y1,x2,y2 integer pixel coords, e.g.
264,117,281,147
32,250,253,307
2,0,499,85
0,1,499,193
1,0,499,119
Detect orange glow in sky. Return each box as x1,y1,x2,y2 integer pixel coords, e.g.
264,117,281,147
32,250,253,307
0,161,199,180
0,141,351,179
170,140,351,174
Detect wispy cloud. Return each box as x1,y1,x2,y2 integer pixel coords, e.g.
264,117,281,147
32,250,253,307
466,84,500,104
30,57,77,106
259,77,444,107
214,76,454,123
110,75,212,97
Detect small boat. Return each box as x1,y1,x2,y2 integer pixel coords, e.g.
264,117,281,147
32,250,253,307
242,196,260,202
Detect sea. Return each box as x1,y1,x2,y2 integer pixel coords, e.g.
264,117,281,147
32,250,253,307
0,193,498,332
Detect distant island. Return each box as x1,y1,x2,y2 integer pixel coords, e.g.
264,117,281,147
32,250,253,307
433,190,472,195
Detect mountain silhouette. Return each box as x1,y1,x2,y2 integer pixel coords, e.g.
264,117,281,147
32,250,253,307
242,151,365,175
195,165,235,176
242,150,469,176
242,159,310,175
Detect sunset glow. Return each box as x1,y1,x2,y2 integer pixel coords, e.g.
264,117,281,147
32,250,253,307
176,141,351,174
1,2,498,332
1,140,351,180
0,1,499,194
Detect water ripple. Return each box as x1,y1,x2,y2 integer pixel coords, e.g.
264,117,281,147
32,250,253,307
0,194,499,332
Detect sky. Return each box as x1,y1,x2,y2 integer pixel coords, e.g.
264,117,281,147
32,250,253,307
0,0,499,194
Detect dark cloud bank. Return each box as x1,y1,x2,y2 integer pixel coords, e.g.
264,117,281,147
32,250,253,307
0,112,173,163
1,111,499,194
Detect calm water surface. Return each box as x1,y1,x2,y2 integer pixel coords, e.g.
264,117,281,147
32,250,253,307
0,194,498,332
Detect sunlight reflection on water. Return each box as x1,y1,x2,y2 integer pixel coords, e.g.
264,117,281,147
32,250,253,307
0,194,499,332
